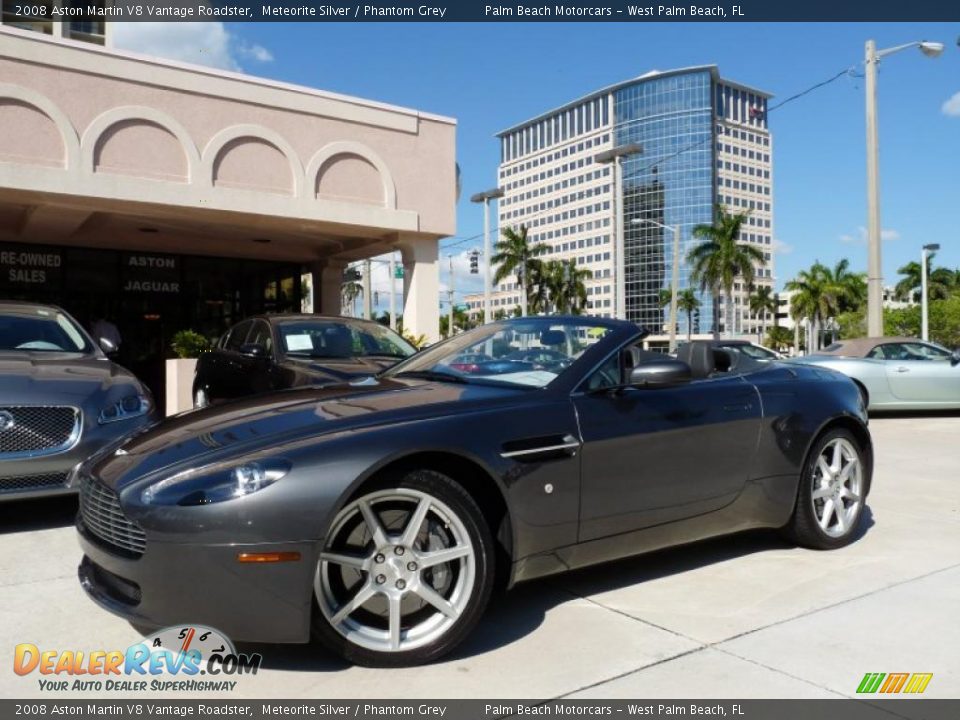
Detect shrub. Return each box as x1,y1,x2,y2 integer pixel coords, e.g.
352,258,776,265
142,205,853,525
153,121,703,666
171,330,212,359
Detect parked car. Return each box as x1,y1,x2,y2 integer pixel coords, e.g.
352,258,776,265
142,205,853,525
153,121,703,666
787,336,960,411
0,301,156,502
677,339,782,362
192,314,416,407
76,320,871,667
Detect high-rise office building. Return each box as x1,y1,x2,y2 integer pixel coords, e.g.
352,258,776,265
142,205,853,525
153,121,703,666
2,1,111,46
466,65,774,341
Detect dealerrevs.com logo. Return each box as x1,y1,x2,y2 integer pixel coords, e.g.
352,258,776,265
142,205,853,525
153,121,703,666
13,625,262,693
856,672,933,694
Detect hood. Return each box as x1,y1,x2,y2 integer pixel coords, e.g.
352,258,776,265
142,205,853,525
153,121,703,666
92,377,530,489
0,351,145,405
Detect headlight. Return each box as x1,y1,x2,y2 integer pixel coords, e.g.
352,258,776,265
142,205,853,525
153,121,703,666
140,459,290,506
99,395,152,424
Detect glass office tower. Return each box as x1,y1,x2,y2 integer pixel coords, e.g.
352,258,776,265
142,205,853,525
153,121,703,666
485,66,774,340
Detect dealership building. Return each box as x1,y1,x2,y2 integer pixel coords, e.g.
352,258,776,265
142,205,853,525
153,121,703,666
466,65,774,342
0,22,455,405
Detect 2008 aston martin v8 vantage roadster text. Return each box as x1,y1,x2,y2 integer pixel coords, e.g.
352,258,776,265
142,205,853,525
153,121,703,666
75,317,872,666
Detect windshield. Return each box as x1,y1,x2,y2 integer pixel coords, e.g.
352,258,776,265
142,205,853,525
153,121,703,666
720,343,778,360
383,318,614,388
0,307,93,353
277,320,415,360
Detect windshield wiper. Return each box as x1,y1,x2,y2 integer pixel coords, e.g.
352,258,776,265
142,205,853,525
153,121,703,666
392,370,467,384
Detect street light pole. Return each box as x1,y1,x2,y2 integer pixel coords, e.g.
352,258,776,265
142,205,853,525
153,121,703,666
388,252,397,330
921,243,940,341
470,188,504,325
864,38,945,337
595,143,643,320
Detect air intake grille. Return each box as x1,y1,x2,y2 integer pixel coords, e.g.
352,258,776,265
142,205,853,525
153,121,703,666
0,471,70,495
0,406,80,457
79,474,146,557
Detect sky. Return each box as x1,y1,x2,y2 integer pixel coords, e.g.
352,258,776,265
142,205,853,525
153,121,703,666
115,21,960,308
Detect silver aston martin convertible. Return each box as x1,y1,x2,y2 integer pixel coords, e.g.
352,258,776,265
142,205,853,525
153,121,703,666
790,336,960,411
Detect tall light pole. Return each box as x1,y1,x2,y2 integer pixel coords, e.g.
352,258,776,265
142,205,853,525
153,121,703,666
388,251,397,330
595,143,643,320
633,218,681,352
921,242,940,341
470,188,504,324
864,38,944,337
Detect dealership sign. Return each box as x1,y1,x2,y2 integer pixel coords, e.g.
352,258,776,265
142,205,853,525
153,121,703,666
0,246,62,287
122,253,180,294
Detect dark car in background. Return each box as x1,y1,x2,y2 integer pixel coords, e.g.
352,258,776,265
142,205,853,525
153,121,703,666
77,318,871,667
192,314,416,407
0,301,156,501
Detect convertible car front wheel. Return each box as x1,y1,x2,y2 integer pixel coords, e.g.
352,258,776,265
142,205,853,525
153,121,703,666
313,470,494,666
784,428,868,550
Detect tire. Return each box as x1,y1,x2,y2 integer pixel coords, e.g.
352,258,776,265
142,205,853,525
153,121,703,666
783,428,868,550
312,469,495,667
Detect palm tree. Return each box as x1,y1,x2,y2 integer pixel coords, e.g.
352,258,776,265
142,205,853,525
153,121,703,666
748,285,778,343
785,262,835,352
340,267,363,316
659,287,701,341
492,225,548,317
549,259,591,314
824,258,867,312
677,289,701,342
895,254,953,303
527,261,553,315
689,206,766,338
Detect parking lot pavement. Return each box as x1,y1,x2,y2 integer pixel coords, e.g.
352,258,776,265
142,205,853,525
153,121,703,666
1,415,958,700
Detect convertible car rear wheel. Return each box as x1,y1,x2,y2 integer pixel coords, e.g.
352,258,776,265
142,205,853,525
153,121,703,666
785,428,867,549
313,470,494,666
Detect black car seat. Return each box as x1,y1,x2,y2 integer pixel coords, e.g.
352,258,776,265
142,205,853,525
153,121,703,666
321,326,355,358
676,342,716,379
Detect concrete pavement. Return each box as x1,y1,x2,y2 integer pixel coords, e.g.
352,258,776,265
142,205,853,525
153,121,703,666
1,415,957,699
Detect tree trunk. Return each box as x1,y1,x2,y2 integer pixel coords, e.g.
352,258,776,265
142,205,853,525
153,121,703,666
519,268,527,318
725,290,734,339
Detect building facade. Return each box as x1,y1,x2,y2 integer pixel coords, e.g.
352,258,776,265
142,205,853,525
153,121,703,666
0,25,455,406
467,66,774,342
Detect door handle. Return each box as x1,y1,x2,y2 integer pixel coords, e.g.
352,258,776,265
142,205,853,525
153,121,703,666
895,366,909,373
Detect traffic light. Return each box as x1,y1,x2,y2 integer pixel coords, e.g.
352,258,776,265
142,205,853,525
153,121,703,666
469,251,479,274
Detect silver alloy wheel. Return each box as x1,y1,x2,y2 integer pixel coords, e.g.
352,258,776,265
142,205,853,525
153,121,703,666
315,488,476,653
194,388,208,409
811,437,863,538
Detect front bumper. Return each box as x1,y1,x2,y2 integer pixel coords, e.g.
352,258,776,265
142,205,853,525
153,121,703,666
0,414,155,502
77,519,317,644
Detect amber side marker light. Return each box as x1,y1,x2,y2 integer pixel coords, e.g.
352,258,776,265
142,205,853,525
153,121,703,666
237,552,302,563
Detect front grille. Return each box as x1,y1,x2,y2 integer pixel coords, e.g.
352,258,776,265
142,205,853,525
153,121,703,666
0,471,70,495
79,474,146,557
0,406,80,458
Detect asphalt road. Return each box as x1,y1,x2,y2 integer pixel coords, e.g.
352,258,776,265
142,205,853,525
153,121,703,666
1,415,957,699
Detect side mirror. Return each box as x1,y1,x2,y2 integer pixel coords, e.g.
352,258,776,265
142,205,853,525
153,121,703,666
629,359,692,388
239,343,268,360
951,350,960,366
98,337,117,354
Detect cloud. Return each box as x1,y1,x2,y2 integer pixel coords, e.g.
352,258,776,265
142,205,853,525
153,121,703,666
839,227,899,245
942,91,960,117
773,238,793,255
113,23,273,72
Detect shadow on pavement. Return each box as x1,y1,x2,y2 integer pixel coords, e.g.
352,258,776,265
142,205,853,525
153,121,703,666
870,409,960,419
248,513,877,670
0,494,77,535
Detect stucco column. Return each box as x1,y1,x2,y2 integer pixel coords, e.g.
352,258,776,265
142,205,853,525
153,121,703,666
399,237,440,343
310,260,346,316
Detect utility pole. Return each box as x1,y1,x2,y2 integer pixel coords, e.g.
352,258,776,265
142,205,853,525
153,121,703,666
388,252,397,330
362,258,372,320
447,254,455,338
